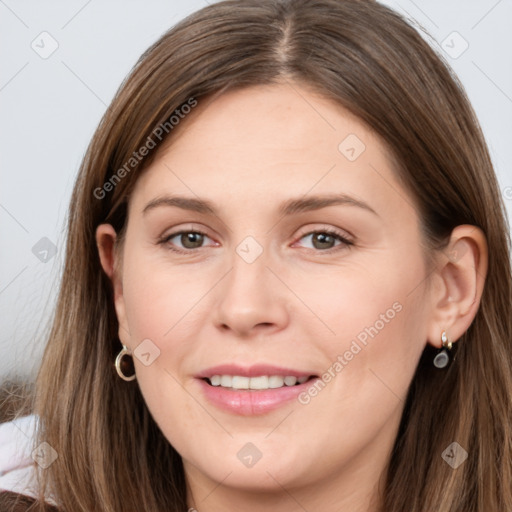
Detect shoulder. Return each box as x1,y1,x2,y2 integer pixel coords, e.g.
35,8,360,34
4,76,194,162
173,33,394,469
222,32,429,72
0,415,58,510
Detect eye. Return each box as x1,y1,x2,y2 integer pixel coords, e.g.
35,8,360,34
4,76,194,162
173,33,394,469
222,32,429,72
158,227,354,254
158,230,216,253
293,228,354,252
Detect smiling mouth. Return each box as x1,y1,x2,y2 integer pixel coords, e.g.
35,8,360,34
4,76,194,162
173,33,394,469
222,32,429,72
202,374,318,391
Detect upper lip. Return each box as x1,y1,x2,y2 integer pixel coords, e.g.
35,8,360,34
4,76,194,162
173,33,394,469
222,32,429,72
196,364,318,379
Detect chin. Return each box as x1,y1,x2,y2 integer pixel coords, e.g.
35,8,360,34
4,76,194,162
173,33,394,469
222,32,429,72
193,452,311,491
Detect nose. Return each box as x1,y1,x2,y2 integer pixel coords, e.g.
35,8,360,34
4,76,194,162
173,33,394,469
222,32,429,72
213,249,290,338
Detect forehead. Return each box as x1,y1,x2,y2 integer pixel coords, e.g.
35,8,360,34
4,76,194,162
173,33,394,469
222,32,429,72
158,82,377,157
128,82,414,223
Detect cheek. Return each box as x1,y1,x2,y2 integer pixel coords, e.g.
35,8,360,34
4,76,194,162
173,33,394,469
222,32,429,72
118,250,206,441
121,247,208,340
291,269,427,474
296,254,421,349
310,246,428,402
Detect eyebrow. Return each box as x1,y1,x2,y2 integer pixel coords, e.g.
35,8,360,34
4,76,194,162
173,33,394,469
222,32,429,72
142,193,378,217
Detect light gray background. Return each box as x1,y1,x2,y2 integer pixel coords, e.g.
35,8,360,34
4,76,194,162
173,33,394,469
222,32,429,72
1,0,511,380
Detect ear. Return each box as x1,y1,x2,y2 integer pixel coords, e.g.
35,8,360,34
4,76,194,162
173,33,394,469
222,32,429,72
426,225,488,348
95,223,131,349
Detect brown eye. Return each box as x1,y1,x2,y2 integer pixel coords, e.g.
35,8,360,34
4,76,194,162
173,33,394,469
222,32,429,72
159,230,212,253
179,232,205,249
296,229,353,252
311,232,337,250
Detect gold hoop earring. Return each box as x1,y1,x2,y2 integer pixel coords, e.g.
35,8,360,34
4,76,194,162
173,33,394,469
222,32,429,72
115,344,136,381
433,330,453,369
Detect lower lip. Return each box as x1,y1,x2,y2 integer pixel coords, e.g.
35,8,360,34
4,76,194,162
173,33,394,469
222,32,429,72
195,377,319,416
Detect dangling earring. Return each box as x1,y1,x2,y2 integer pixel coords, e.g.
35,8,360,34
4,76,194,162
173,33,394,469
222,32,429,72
433,330,453,369
115,344,136,381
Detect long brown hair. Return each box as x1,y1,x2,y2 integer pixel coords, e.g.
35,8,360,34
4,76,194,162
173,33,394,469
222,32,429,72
15,0,512,510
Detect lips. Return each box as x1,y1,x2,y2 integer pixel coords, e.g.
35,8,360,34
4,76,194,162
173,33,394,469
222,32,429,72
194,363,320,415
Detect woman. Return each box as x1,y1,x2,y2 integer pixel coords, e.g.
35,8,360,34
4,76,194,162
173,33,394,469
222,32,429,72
1,0,511,510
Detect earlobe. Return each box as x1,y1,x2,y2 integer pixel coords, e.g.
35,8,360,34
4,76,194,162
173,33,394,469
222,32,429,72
427,225,488,348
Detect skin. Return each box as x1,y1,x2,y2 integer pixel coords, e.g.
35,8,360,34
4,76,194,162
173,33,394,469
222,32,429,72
96,81,487,512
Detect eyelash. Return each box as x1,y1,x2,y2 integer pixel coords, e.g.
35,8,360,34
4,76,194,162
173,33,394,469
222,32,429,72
157,227,354,255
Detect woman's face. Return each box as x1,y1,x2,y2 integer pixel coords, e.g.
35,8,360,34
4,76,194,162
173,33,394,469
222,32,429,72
102,82,437,508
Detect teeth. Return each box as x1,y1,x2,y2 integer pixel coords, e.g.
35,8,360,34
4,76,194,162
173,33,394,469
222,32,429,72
284,376,297,386
210,375,221,386
232,376,250,389
249,376,268,390
208,375,312,390
268,376,285,388
220,375,232,387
